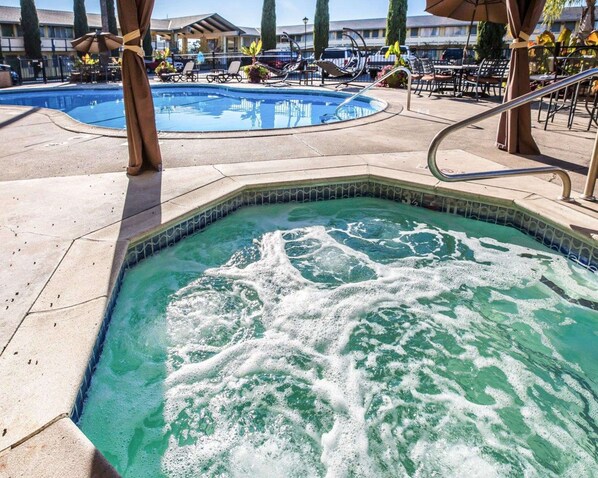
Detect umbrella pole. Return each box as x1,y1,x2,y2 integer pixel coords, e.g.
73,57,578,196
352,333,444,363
463,1,478,63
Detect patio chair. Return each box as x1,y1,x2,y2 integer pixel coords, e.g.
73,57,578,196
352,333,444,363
206,60,243,83
419,58,455,96
160,61,196,83
463,59,509,100
541,55,598,130
408,58,425,95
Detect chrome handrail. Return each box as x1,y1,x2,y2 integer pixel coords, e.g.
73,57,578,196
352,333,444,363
321,65,411,123
427,67,598,201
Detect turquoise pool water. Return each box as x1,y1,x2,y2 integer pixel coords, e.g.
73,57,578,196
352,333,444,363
78,198,598,477
0,86,384,132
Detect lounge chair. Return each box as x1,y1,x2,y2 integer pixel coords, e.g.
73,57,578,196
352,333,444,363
206,60,243,83
160,61,195,82
314,28,368,88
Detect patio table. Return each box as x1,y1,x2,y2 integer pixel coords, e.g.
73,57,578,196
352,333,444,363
433,64,479,96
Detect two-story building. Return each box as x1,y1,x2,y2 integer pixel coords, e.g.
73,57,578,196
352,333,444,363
0,4,594,61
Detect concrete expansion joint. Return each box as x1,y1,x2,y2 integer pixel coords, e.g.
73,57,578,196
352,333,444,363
0,414,69,454
26,296,108,317
0,240,75,358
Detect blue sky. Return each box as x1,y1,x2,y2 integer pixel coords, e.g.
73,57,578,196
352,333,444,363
0,0,429,25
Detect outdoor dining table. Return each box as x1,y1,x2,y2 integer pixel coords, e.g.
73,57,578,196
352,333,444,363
432,63,479,96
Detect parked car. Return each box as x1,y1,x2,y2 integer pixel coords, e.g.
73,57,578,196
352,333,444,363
0,64,20,85
440,48,474,63
366,45,416,78
320,47,358,68
257,49,299,70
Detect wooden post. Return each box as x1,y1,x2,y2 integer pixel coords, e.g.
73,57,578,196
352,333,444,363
582,128,598,200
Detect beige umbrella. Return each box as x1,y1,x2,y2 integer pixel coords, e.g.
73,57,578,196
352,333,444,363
425,0,507,59
71,31,123,54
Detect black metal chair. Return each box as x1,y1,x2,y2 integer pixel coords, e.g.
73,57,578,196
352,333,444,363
419,58,455,96
463,59,509,100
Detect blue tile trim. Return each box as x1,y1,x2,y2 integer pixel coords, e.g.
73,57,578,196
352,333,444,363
72,179,598,424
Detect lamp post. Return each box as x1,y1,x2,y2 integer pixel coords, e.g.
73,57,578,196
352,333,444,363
303,17,308,52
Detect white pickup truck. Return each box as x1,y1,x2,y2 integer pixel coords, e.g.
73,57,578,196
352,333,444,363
366,45,415,78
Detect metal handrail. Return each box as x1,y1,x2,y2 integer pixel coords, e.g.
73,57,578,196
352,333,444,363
427,67,598,201
321,65,411,123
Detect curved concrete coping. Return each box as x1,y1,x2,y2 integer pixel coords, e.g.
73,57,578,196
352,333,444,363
1,150,596,476
0,82,396,140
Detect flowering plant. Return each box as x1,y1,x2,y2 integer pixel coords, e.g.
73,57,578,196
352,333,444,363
155,61,176,76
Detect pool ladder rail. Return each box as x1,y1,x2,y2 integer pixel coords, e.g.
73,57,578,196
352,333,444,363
320,65,412,123
427,67,598,202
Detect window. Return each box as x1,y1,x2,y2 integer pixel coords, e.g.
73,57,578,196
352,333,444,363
410,28,418,37
336,31,343,40
1,24,15,37
372,30,379,38
551,23,561,33
48,26,74,39
445,26,467,36
420,27,439,37
39,26,46,38
470,25,477,35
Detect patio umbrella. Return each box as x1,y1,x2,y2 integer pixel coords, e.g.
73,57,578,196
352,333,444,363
496,0,546,154
116,0,162,175
425,0,507,59
71,31,123,54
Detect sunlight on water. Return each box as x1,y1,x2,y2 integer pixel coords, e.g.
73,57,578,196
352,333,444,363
0,87,383,131
78,198,598,477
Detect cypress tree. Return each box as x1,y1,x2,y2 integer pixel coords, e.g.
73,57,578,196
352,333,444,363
73,0,89,40
386,0,407,46
313,0,329,59
143,29,153,58
106,0,117,35
20,0,42,59
476,21,506,60
261,0,276,51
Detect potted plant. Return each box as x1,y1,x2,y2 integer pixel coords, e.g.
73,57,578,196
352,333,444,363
376,41,409,89
241,40,269,83
155,61,176,81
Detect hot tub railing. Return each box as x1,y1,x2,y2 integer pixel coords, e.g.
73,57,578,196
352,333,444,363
321,65,411,123
427,67,598,202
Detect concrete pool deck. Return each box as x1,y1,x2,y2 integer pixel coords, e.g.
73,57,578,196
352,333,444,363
0,82,597,477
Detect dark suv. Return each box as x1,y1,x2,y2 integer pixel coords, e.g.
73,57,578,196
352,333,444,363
257,49,300,70
440,48,474,63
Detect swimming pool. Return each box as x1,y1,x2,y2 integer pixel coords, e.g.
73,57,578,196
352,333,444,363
78,198,597,477
0,85,385,132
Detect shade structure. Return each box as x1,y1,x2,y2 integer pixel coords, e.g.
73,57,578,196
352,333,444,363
496,0,545,154
71,32,123,54
425,0,508,24
116,0,162,175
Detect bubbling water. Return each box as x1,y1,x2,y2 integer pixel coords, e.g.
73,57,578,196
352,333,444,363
78,199,598,478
